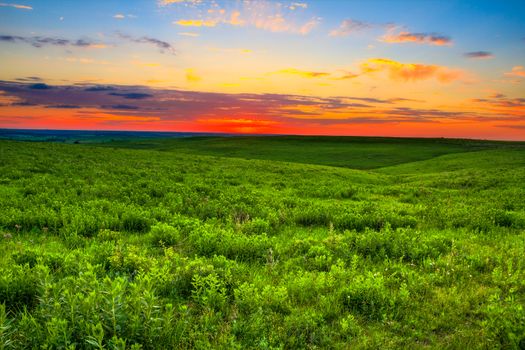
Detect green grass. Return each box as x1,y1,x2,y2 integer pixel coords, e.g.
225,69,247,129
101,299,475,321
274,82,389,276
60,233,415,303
97,135,521,169
0,137,524,349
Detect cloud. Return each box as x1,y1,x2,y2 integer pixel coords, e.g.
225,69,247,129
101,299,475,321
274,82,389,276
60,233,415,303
64,57,110,65
15,76,42,82
113,14,136,19
175,19,217,27
103,104,140,110
360,58,463,83
170,1,318,34
109,92,153,99
45,104,81,109
338,96,421,104
298,17,320,35
29,83,51,90
464,51,493,59
381,29,452,46
178,32,200,37
85,86,116,92
117,33,176,55
505,66,525,78
6,80,513,129
0,34,107,49
185,68,201,83
159,0,200,5
228,10,245,26
329,19,372,37
496,124,525,130
472,96,525,108
0,3,32,10
333,71,359,80
289,2,307,10
273,68,329,78
0,81,416,120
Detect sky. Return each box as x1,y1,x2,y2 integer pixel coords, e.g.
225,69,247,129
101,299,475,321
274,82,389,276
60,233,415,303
0,0,524,140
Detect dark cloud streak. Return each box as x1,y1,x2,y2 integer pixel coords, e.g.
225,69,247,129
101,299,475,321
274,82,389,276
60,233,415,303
117,32,176,55
464,51,493,59
0,34,104,48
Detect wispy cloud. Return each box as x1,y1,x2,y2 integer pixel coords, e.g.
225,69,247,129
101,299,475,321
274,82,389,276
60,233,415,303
14,76,42,82
360,58,463,83
505,66,525,78
178,32,200,37
0,34,107,48
381,29,452,46
113,14,136,20
175,19,217,27
171,0,318,34
159,0,201,5
289,2,307,10
64,57,110,65
117,33,176,55
496,124,525,130
472,96,525,108
332,71,360,80
464,51,493,59
329,19,372,37
273,68,329,78
0,3,32,10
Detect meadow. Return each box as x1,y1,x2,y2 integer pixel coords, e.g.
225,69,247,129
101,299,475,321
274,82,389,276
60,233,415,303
0,136,524,349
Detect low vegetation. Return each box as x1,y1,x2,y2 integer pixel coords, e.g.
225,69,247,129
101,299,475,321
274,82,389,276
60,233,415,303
0,137,524,349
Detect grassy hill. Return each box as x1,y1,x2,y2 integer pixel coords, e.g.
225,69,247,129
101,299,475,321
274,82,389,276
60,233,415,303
0,137,524,349
96,135,520,169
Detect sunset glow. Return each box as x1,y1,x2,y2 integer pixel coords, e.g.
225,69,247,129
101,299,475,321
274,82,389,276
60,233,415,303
1,0,524,140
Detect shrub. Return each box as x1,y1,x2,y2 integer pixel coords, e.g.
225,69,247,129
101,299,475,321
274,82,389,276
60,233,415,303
242,218,270,235
150,223,181,246
0,264,43,313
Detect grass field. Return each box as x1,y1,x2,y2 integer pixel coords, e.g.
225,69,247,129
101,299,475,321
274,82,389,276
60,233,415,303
0,137,524,349
98,135,511,169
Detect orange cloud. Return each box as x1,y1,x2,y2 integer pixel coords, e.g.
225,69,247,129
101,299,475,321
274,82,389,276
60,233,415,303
382,30,452,46
360,58,463,83
505,66,525,78
274,68,329,78
228,10,244,26
0,90,23,104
